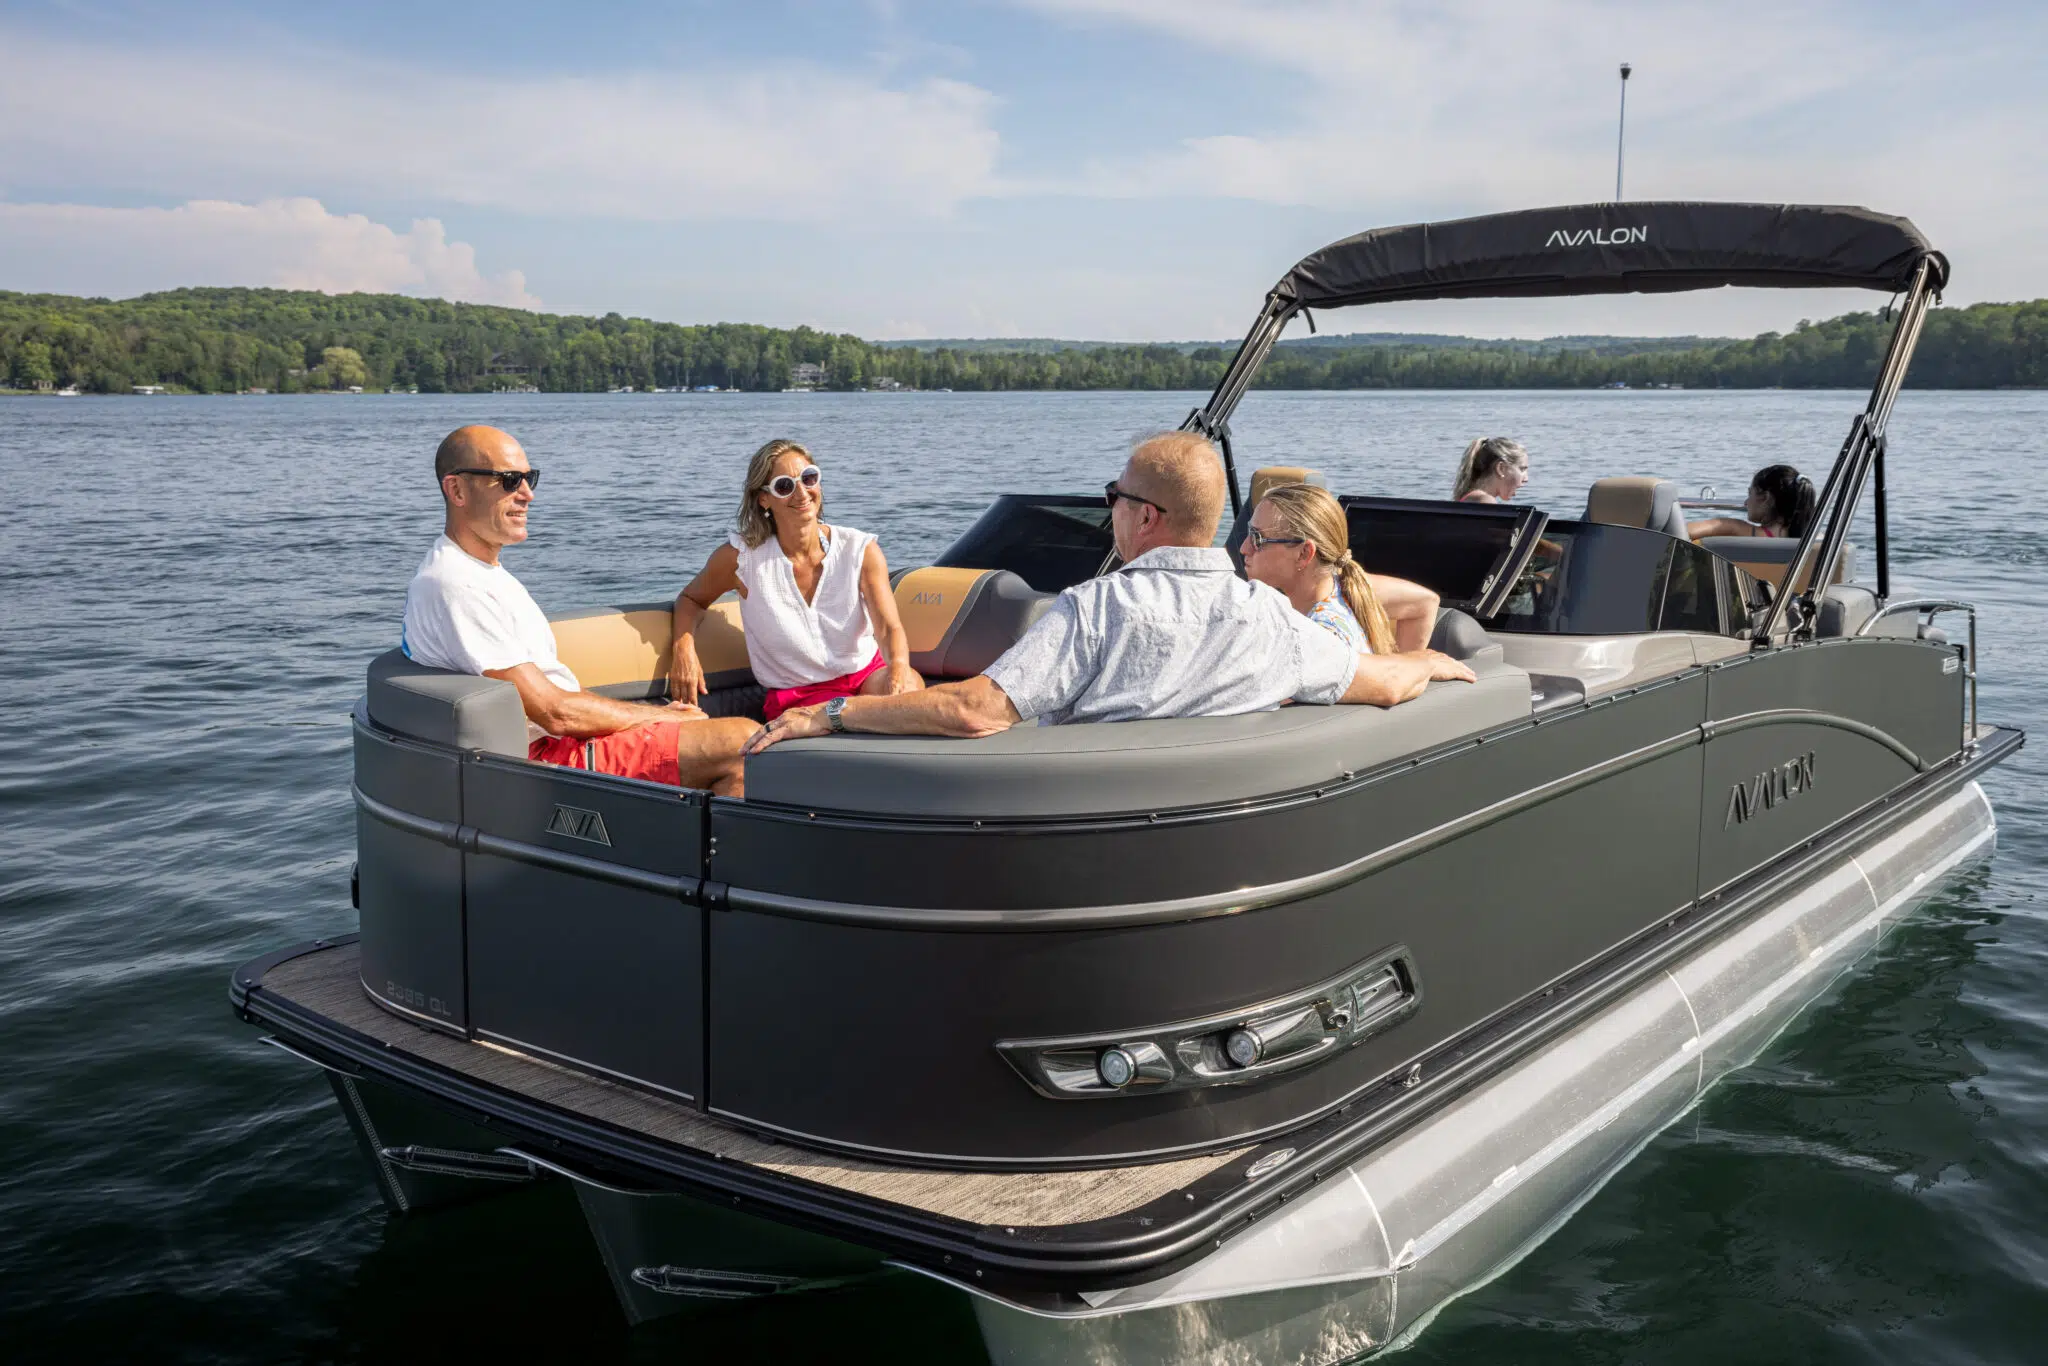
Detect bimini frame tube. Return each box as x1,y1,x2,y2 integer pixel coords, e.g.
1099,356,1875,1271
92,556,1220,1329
1184,296,1293,516
1760,258,1939,642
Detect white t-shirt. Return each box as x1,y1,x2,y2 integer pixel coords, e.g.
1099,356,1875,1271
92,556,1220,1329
402,535,578,739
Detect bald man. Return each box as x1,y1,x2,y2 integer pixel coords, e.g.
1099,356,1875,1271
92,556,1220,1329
402,425,755,795
744,431,1474,755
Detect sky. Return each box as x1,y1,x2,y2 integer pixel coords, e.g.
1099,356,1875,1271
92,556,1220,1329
2,0,2044,341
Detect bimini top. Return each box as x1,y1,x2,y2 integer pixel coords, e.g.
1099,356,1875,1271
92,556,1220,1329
1272,202,1946,313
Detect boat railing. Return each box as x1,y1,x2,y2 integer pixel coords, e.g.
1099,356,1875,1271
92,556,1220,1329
1678,485,1748,513
1857,599,1978,750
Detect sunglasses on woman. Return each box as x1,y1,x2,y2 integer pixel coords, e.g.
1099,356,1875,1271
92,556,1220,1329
767,466,822,498
1243,527,1305,553
451,467,542,492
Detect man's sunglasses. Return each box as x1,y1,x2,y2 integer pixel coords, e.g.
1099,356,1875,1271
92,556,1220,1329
451,467,541,492
767,466,822,499
1104,480,1166,514
1243,527,1306,552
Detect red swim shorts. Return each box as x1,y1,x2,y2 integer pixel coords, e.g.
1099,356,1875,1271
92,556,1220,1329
763,652,888,721
529,722,681,786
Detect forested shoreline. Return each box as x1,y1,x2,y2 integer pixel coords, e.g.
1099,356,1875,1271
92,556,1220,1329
3,287,2044,394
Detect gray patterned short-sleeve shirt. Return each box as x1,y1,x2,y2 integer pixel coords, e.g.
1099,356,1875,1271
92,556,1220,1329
983,546,1360,725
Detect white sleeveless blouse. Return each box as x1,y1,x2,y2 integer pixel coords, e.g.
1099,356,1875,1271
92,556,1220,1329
729,525,880,690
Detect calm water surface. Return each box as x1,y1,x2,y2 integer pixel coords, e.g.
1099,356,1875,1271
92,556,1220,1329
2,390,2044,1364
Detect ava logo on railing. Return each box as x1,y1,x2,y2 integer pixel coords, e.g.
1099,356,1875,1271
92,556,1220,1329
1544,226,1648,248
547,803,613,847
1725,752,1817,828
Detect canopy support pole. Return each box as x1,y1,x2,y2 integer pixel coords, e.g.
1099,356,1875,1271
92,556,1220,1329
1759,258,1936,643
1185,297,1293,516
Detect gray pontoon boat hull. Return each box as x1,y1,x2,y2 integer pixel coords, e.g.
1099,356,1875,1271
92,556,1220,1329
952,781,1995,1364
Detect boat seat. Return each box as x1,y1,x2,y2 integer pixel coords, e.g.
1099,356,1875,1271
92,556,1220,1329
744,658,1534,819
1429,607,1504,665
365,649,527,757
1584,476,1689,541
894,568,1051,678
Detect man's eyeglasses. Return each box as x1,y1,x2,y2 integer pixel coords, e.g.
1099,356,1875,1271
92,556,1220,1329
767,466,822,499
451,467,541,492
1104,480,1166,515
1243,527,1306,553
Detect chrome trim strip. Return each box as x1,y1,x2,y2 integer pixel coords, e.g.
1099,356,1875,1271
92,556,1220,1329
725,729,1702,929
1701,707,1926,771
351,783,702,902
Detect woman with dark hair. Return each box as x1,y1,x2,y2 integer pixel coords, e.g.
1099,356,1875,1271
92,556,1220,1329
1687,464,1818,540
669,439,922,718
1452,437,1530,503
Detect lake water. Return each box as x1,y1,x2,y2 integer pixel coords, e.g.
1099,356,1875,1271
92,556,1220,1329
2,389,2044,1364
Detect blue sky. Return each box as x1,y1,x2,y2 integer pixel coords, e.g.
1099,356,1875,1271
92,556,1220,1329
2,0,2043,339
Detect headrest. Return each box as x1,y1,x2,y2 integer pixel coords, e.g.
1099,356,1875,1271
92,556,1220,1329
365,649,528,756
895,567,1051,678
1585,476,1686,540
1246,466,1327,508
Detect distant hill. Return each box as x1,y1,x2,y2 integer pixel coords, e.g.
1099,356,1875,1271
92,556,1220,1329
881,332,1733,356
2,287,2042,393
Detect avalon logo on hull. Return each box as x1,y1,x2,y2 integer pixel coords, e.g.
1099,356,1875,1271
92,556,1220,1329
1544,226,1648,248
1725,752,1817,828
547,804,613,846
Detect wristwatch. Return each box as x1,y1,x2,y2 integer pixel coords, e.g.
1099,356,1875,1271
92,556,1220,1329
824,696,849,733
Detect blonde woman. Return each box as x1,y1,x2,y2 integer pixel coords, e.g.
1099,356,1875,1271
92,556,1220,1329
670,439,922,719
1452,436,1530,503
1240,483,1441,653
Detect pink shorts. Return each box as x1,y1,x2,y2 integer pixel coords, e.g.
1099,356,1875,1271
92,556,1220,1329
529,722,682,786
763,652,888,721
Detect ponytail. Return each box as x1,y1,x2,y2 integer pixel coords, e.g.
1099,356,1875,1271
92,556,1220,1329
1451,438,1486,500
1333,552,1398,657
1257,483,1397,656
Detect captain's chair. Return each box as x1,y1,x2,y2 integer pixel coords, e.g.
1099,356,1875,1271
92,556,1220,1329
1583,476,1689,540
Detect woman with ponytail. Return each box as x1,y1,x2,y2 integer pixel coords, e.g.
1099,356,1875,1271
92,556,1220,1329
1687,464,1818,541
1452,436,1530,503
1242,483,1440,654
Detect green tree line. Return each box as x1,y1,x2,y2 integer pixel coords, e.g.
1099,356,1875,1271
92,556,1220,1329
3,286,2045,394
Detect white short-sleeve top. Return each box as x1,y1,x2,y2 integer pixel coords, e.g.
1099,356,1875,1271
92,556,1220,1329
730,525,879,689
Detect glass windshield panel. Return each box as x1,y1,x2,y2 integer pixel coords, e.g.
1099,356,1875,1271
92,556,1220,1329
1489,521,1673,635
1340,497,1528,611
935,495,1114,592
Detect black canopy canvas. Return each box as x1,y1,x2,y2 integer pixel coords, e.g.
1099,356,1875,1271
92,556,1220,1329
1274,202,1946,313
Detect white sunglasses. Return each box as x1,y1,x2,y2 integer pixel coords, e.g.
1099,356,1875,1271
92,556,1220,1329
767,466,821,498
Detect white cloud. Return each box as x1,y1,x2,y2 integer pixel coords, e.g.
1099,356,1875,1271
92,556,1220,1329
0,30,1000,223
1018,0,2048,315
0,198,541,307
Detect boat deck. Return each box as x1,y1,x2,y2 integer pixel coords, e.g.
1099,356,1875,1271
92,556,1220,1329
255,942,1248,1228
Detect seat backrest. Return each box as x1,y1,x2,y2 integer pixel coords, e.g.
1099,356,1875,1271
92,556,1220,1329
365,649,528,756
1585,476,1688,541
745,658,1534,819
551,599,749,696
895,567,1051,678
1428,606,1505,666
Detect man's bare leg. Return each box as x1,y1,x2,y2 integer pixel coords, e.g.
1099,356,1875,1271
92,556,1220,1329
676,716,758,796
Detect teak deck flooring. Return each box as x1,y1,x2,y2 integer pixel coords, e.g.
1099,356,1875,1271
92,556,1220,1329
261,943,1246,1228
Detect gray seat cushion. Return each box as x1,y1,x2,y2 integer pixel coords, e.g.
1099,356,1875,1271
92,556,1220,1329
745,659,1533,819
365,649,529,756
